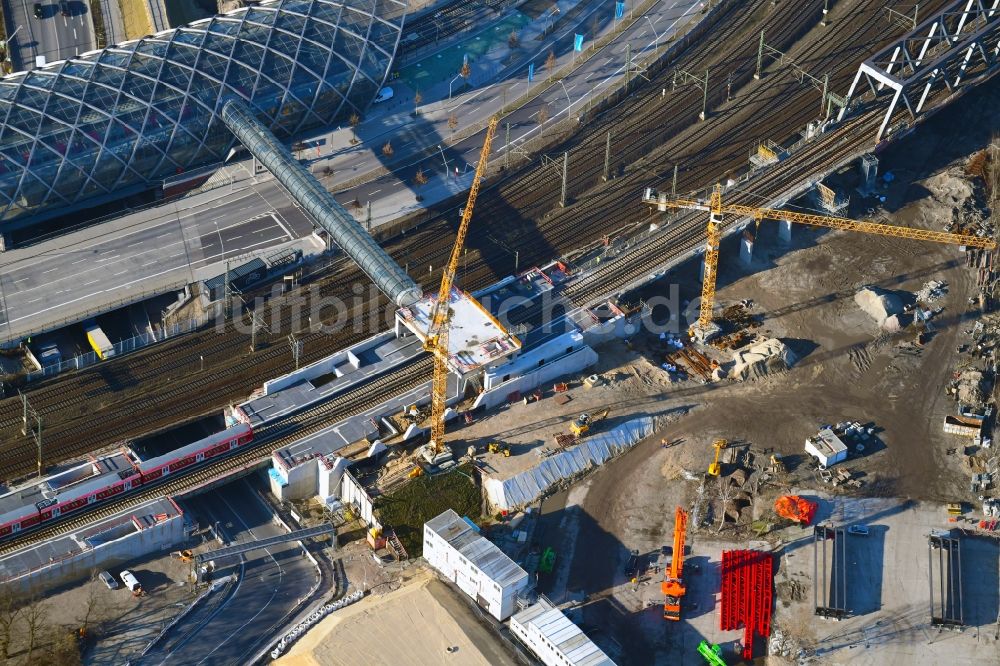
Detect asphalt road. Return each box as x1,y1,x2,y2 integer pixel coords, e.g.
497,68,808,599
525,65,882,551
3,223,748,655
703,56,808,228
0,181,314,340
6,0,95,70
138,478,320,665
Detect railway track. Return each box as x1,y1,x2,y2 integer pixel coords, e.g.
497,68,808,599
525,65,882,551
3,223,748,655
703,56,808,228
0,356,433,556
0,0,959,478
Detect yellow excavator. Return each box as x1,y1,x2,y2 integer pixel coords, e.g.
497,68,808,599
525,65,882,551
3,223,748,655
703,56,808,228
488,441,511,457
707,439,727,476
570,409,610,437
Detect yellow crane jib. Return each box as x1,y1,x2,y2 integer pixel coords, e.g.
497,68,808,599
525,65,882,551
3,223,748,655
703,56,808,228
424,116,500,457
642,184,996,336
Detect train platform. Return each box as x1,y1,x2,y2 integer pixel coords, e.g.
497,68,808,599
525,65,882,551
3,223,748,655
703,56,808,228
0,497,185,592
240,331,425,427
0,451,135,526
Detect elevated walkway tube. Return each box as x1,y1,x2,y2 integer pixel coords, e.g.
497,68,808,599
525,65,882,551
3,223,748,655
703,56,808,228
220,99,421,307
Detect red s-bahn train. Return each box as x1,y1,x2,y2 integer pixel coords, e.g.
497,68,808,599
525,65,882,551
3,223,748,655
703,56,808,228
0,415,253,540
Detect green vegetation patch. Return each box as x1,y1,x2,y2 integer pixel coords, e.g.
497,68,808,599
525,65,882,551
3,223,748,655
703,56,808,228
375,465,481,557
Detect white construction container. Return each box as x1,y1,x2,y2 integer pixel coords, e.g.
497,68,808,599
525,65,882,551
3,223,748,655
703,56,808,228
804,429,848,468
423,509,529,620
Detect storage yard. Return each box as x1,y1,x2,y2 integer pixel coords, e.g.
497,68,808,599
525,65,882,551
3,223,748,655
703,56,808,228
0,0,1000,664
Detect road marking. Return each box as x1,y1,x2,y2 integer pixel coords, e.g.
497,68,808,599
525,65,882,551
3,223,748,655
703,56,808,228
12,277,29,284
270,213,293,240
71,258,87,264
229,235,243,241
112,270,128,276
42,267,61,274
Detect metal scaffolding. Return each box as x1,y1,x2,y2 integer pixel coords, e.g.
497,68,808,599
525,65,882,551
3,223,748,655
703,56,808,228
928,531,964,628
813,525,849,619
221,99,421,307
838,0,1000,142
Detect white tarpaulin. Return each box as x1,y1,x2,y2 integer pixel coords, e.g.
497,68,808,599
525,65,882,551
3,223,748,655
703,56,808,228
484,417,656,510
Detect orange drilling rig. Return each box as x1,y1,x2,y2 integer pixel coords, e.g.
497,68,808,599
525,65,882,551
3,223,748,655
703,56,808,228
662,506,688,620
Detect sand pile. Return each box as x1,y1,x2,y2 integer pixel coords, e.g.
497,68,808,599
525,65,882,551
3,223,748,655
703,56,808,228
855,286,904,329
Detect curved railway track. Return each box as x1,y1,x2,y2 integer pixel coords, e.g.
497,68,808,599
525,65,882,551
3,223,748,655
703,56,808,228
0,0,952,479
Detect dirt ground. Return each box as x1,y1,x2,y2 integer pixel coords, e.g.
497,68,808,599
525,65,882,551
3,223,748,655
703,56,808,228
2,544,197,665
511,85,1000,664
275,567,518,666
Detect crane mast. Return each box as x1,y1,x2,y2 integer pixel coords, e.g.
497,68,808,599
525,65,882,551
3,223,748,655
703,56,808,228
424,116,500,455
643,184,996,338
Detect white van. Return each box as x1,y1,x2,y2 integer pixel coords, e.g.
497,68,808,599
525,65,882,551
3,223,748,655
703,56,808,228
120,569,141,593
373,86,394,103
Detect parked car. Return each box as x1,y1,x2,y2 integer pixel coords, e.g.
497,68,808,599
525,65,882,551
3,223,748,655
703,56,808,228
98,570,119,590
59,0,69,16
373,86,394,103
624,549,640,579
120,569,141,593
33,3,44,19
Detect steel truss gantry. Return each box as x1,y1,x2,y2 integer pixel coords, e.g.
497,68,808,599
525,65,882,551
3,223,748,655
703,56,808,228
838,0,1000,142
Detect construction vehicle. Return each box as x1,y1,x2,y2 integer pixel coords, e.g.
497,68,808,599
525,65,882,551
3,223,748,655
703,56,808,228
769,454,786,474
488,441,512,456
539,547,556,574
708,439,727,476
171,549,193,563
408,465,424,479
642,185,996,341
662,506,688,620
421,116,500,464
697,640,727,666
570,408,610,437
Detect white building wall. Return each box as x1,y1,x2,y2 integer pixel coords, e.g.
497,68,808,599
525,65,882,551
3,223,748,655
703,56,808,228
473,347,598,411
270,457,319,501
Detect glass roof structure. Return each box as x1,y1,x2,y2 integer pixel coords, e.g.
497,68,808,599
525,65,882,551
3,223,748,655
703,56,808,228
0,0,405,227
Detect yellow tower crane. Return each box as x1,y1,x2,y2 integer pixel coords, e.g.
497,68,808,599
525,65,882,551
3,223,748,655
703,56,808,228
646,184,997,339
423,115,500,461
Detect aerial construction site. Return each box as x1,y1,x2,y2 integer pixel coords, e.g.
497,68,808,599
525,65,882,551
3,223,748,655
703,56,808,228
0,0,999,664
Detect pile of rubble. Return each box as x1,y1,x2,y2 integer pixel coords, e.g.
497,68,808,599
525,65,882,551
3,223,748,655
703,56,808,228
950,368,988,407
729,337,796,381
915,280,949,303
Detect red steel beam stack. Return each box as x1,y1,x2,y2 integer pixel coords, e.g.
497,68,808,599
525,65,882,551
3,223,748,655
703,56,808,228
720,550,774,660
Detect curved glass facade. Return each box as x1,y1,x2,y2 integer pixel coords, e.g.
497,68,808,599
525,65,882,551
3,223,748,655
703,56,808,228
0,0,404,225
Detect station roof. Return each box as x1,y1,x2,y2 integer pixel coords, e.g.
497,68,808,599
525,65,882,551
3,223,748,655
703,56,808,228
425,509,528,589
0,0,405,226
136,422,251,470
397,287,520,373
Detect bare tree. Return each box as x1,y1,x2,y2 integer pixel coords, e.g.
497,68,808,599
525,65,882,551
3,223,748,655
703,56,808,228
535,104,550,125
349,112,361,145
460,61,471,80
23,596,47,660
412,89,422,115
545,49,557,79
0,587,22,661
413,168,428,186
448,113,458,131
76,572,106,641
591,13,600,45
508,30,519,49
716,474,736,534
381,140,394,157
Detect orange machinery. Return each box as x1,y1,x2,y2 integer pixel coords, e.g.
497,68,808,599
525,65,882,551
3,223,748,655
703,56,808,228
662,506,688,620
